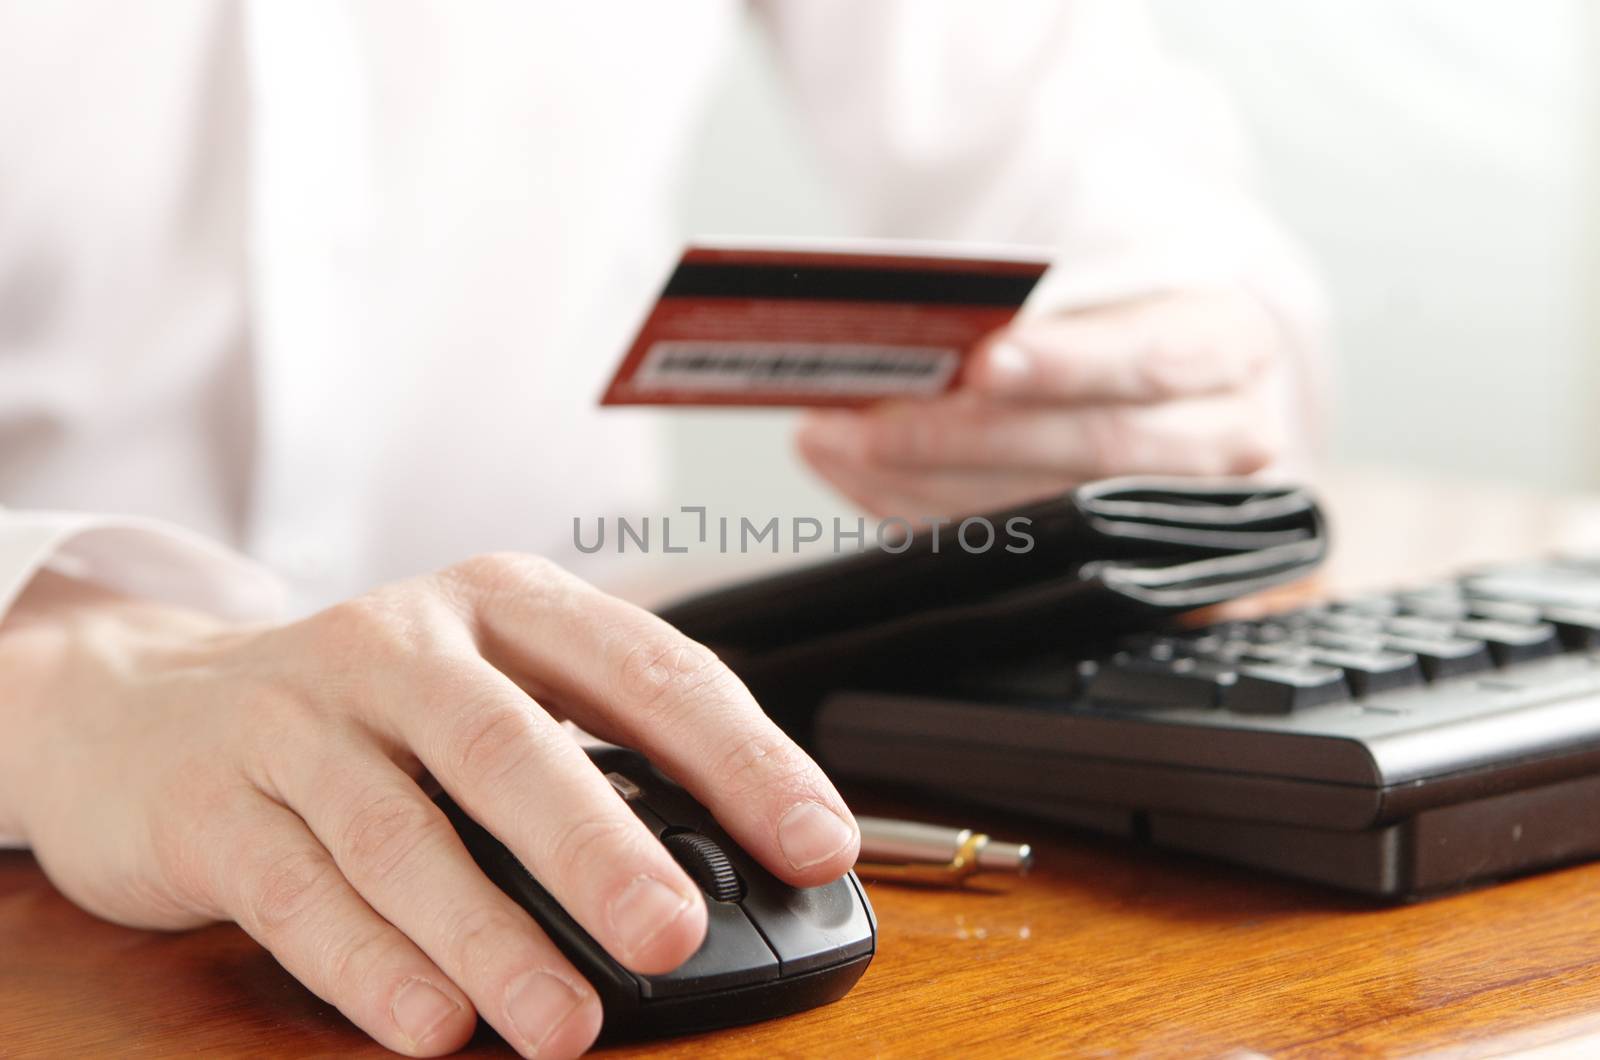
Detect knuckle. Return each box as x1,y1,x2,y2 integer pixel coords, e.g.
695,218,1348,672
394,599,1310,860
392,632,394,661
447,552,514,587
1228,294,1281,364
1213,390,1282,476
445,904,531,979
1236,334,1275,380
1135,339,1195,401
324,921,394,996
616,635,733,719
318,595,391,639
445,696,543,788
545,812,640,888
864,410,918,466
1227,423,1278,474
902,405,964,466
447,552,564,600
338,792,443,884
1081,408,1135,479
313,592,425,662
939,400,1003,466
247,847,337,937
712,729,815,803
797,421,848,467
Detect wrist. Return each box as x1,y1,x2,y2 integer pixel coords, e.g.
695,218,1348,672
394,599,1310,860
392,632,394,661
0,571,230,842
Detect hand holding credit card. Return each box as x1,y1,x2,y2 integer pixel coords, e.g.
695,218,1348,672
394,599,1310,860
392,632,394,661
601,239,1050,408
604,239,1294,520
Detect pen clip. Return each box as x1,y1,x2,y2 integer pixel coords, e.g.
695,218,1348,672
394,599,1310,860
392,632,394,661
855,829,989,886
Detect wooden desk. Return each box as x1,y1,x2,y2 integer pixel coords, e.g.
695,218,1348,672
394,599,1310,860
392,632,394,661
9,804,1600,1058
7,470,1600,1057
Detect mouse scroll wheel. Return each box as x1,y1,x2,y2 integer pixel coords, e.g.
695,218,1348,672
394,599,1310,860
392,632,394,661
662,831,744,903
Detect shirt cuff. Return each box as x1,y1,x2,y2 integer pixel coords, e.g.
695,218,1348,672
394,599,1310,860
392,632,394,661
0,509,288,625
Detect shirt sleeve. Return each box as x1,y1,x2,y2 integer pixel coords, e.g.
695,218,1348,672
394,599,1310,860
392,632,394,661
754,0,1330,463
0,507,288,849
0,508,289,623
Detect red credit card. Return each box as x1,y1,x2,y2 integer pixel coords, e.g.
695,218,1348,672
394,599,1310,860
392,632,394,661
600,239,1051,407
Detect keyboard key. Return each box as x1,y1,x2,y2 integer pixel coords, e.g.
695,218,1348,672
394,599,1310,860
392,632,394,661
1187,637,1256,664
1551,554,1600,576
1116,632,1183,657
1311,629,1387,653
1462,568,1600,610
1240,643,1312,665
1398,584,1464,605
1086,655,1235,711
1542,607,1600,650
1398,597,1468,621
1305,647,1425,697
1222,662,1349,715
1250,622,1299,644
1379,634,1494,680
1315,612,1386,636
1467,599,1544,624
1277,609,1323,631
1174,631,1228,656
1329,594,1401,617
1384,616,1457,640
1452,619,1561,666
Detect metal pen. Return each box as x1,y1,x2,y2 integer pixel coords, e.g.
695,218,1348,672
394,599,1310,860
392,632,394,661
855,815,1033,886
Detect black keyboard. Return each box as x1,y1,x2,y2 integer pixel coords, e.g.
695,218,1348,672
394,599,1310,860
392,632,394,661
813,558,1600,899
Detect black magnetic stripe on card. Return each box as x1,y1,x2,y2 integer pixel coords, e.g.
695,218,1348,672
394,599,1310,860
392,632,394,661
660,263,1042,306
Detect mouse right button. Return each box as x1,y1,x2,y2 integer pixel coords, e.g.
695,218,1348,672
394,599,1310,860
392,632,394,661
636,902,778,999
740,873,875,977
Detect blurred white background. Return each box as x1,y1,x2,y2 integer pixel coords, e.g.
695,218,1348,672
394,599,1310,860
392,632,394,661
665,0,1599,520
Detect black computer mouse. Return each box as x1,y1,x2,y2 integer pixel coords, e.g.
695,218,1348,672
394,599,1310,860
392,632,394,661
436,745,876,1041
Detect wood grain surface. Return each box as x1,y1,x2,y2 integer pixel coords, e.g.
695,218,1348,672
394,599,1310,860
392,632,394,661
8,784,1600,1058
7,470,1600,1057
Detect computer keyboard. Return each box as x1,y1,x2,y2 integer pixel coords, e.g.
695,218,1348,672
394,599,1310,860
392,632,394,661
813,557,1600,899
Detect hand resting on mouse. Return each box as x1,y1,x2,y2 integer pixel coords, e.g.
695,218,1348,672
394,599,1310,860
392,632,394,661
0,558,860,1059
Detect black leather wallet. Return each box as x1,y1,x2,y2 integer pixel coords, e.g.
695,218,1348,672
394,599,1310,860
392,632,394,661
658,478,1328,740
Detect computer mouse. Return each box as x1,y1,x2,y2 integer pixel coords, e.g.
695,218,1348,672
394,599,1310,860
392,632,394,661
436,745,876,1041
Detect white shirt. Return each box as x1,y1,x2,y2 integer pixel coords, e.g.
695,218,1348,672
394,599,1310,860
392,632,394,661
0,0,1324,625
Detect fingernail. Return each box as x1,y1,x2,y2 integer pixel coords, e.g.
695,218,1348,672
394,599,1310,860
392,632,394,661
608,874,693,961
392,977,461,1049
983,340,1032,391
778,801,856,872
506,970,582,1057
